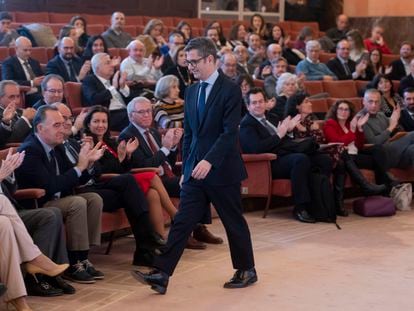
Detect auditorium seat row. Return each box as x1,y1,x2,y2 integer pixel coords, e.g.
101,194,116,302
318,52,400,67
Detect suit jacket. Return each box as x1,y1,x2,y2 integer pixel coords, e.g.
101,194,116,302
181,72,246,185
16,134,91,206
0,107,32,143
399,74,414,95
389,59,408,81
239,112,283,154
82,73,129,108
2,56,43,86
118,123,178,169
326,57,356,80
46,55,83,82
399,109,414,132
32,99,46,110
161,54,174,74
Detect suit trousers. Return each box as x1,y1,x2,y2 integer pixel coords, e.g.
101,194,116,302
19,207,68,264
43,192,103,251
154,179,255,276
0,195,41,302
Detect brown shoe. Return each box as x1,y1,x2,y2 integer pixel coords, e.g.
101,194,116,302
186,236,206,250
193,224,224,244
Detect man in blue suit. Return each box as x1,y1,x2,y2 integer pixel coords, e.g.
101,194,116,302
46,37,90,83
131,38,257,294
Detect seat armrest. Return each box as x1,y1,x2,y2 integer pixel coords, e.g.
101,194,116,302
13,188,45,200
242,153,277,162
99,173,120,182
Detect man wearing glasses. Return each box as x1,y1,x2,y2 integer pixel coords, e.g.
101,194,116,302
0,80,36,147
132,37,257,294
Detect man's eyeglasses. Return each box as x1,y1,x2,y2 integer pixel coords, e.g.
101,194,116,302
46,89,64,94
184,56,208,67
132,109,152,115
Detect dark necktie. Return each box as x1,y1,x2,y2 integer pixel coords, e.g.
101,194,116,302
23,61,36,80
64,141,79,164
49,149,58,176
260,118,277,136
343,61,351,76
144,130,175,178
197,82,208,122
67,60,78,82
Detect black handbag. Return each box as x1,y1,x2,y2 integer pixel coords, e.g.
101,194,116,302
277,137,320,156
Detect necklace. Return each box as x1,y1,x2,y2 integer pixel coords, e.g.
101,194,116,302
176,66,192,86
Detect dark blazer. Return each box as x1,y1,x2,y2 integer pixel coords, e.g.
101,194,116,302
118,124,178,169
0,107,32,143
46,55,83,82
399,109,414,132
32,99,46,110
2,56,43,86
82,73,129,107
16,134,91,206
399,74,414,96
389,59,407,81
326,57,356,80
181,72,246,185
161,54,174,74
239,112,283,154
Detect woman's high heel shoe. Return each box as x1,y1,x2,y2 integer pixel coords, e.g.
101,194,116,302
25,262,69,278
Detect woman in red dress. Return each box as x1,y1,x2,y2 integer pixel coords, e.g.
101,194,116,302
83,106,177,238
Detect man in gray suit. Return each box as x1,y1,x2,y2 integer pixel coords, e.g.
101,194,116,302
362,88,414,168
0,80,36,146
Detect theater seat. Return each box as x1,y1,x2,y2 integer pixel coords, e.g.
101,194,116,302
15,11,49,23
322,80,358,98
303,80,324,96
64,82,84,115
308,98,328,119
319,52,336,63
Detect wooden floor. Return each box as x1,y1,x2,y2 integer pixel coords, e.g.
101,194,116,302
3,201,414,311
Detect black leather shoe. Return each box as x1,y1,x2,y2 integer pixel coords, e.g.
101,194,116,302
130,269,169,294
25,274,64,297
45,276,76,295
223,268,258,289
293,210,316,223
0,283,7,297
132,250,154,267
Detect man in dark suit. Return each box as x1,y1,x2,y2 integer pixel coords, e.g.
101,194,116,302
399,58,414,95
161,31,185,74
46,37,90,83
400,87,414,131
131,38,256,294
2,36,44,107
327,39,369,80
82,52,130,131
389,42,412,81
119,97,223,249
15,105,105,284
234,45,255,76
32,74,65,110
239,87,317,223
0,80,36,146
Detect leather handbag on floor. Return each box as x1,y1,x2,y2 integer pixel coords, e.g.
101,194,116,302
390,183,412,211
353,196,396,217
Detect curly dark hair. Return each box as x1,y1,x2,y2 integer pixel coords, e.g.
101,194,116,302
325,99,356,121
370,73,395,97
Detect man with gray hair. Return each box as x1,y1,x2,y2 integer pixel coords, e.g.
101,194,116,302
220,52,238,81
33,74,65,109
101,11,133,48
296,40,337,81
362,88,414,169
46,37,90,82
0,80,36,146
120,39,164,89
82,52,130,131
2,36,44,106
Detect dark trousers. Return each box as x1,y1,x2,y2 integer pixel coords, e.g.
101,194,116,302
154,179,255,276
271,153,311,206
109,109,129,132
19,207,68,264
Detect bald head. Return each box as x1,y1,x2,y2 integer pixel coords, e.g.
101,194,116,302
220,53,238,78
15,36,32,60
127,39,146,63
336,14,349,31
267,44,282,61
58,37,75,60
